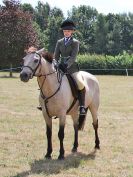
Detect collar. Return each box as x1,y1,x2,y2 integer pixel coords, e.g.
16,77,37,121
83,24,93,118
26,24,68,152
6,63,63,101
64,37,72,41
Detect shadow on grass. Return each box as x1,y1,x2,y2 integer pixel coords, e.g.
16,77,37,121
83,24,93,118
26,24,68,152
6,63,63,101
11,149,98,177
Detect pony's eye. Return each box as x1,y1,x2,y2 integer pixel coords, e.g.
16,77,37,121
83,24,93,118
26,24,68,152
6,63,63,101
34,59,39,63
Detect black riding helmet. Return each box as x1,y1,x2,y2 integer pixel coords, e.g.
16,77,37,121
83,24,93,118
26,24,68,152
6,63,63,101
61,19,76,30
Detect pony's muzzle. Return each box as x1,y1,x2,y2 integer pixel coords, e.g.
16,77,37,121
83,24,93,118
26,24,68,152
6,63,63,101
20,72,30,82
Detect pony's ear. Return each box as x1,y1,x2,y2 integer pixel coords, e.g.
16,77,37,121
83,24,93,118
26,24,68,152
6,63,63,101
36,48,45,54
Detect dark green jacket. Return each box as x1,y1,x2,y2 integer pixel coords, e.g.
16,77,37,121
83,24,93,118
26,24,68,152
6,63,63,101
54,37,79,74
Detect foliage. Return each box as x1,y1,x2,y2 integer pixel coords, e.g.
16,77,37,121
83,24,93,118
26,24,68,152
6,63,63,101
0,1,133,70
68,5,98,53
78,52,133,75
34,1,51,31
0,0,39,68
43,8,64,52
20,3,34,14
68,6,133,55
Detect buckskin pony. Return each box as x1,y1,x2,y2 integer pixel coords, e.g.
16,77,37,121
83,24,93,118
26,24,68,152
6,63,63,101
20,47,100,160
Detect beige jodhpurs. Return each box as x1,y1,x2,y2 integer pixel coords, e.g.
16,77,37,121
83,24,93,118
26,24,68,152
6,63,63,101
72,72,85,90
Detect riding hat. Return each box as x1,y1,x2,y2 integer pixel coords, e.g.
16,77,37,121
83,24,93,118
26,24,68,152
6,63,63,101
61,19,76,30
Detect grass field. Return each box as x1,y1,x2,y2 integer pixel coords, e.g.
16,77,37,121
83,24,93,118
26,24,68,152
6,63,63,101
0,73,133,177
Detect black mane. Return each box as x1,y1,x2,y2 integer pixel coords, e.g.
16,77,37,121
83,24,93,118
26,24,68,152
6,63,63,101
42,51,53,63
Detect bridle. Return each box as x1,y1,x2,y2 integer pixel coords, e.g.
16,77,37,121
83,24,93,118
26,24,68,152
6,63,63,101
22,52,57,78
22,52,42,78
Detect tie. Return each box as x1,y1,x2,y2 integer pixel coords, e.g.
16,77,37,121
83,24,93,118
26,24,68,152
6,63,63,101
65,37,69,45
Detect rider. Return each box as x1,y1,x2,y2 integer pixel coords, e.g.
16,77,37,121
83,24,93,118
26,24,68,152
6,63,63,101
54,19,86,115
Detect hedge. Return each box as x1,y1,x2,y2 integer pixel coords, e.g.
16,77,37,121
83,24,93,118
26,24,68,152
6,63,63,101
77,52,133,75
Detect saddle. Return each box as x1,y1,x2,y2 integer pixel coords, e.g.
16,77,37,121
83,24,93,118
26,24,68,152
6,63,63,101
66,74,78,99
65,74,80,113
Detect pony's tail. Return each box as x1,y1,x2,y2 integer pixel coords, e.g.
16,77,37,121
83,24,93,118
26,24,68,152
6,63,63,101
78,114,86,130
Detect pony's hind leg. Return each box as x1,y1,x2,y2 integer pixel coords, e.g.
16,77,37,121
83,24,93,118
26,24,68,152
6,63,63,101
71,114,79,153
92,119,100,149
89,104,100,149
72,123,78,152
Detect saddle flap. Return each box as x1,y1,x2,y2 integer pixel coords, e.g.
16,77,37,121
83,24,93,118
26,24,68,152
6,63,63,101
66,74,78,99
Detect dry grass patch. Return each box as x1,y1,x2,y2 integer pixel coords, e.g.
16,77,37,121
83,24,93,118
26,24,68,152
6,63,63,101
0,74,133,177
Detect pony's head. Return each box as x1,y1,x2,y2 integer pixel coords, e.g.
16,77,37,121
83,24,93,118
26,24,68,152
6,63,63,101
20,47,53,82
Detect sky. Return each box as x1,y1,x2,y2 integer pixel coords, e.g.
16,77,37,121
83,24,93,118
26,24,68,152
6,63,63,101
0,0,133,16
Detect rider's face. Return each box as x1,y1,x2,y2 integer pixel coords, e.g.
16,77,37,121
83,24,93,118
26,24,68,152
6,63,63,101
63,30,74,38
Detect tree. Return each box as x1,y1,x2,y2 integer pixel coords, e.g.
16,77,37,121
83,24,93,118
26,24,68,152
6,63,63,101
35,1,50,31
68,5,98,53
106,14,122,55
43,7,64,53
20,3,34,14
120,14,133,53
93,14,108,54
0,0,39,69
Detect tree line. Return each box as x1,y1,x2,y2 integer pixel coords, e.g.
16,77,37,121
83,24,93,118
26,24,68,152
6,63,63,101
0,0,133,68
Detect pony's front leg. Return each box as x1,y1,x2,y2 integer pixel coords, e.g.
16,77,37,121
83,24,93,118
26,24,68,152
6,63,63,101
58,117,66,160
45,124,52,159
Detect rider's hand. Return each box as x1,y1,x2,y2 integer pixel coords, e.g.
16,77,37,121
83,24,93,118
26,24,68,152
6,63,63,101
59,63,68,73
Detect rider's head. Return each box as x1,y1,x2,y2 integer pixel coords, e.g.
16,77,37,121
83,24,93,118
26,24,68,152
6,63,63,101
61,19,76,38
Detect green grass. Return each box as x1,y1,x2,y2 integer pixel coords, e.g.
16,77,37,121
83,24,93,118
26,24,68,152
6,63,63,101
0,73,133,177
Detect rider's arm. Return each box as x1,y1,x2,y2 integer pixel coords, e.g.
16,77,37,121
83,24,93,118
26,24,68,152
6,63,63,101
66,40,79,68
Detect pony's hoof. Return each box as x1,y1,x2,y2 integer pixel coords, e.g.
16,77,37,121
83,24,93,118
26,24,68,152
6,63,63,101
45,154,52,159
95,145,100,150
71,147,77,153
58,155,65,160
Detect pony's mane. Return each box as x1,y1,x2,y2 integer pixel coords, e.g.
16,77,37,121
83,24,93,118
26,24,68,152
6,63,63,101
42,51,53,63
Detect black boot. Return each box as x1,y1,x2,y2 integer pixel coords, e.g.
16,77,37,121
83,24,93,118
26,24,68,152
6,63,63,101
78,87,86,115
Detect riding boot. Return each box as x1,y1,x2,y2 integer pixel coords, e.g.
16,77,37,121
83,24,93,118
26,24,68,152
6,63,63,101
78,87,86,115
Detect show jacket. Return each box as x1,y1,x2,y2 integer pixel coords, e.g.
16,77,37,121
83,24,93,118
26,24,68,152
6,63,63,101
54,37,79,74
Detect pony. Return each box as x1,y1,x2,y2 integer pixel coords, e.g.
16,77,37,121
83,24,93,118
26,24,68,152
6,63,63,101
20,48,100,160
